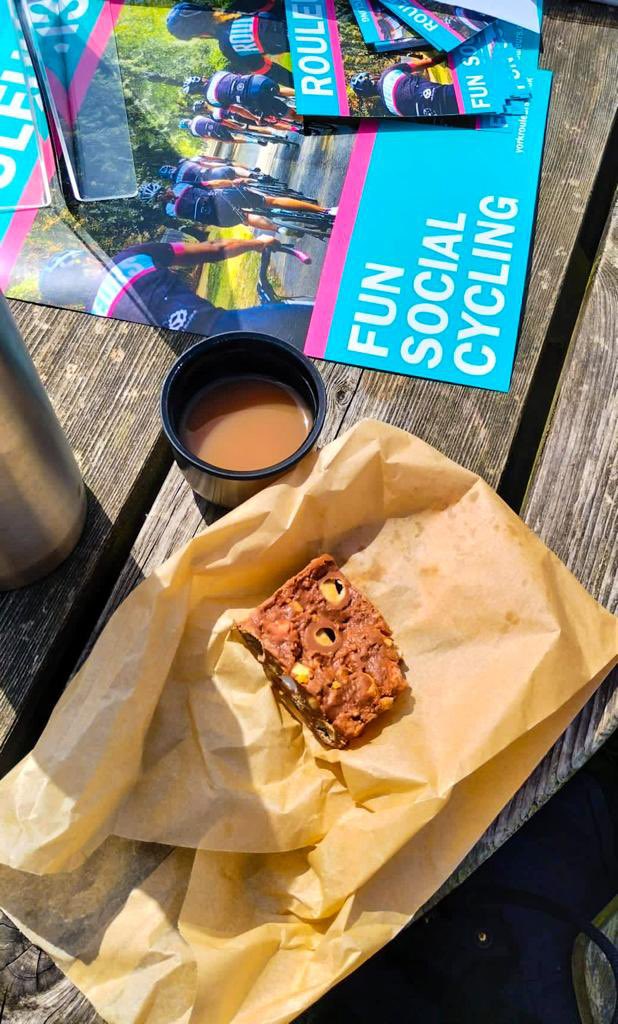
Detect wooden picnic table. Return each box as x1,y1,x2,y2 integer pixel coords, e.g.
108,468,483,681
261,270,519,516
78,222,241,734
0,1,617,1018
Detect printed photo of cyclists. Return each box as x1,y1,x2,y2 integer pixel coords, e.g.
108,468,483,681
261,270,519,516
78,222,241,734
0,0,353,352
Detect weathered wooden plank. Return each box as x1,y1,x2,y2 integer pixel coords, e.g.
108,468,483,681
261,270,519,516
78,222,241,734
0,911,101,1024
427,194,618,906
0,306,192,771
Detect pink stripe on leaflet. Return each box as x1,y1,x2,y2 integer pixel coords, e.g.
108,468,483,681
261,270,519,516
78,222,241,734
367,3,383,39
448,54,465,112
414,1,464,40
69,0,126,118
107,266,156,316
303,123,376,359
324,0,350,117
252,16,265,53
0,138,55,292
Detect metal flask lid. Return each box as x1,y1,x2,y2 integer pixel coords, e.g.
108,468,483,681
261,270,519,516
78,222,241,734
0,294,87,590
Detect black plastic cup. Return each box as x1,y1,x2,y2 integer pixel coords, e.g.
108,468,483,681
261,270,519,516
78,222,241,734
160,332,326,509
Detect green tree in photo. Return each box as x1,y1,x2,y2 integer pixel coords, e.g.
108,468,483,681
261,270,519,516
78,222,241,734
74,4,226,255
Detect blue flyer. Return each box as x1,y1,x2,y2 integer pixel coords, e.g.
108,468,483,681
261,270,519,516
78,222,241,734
497,4,542,105
432,0,539,32
304,71,552,391
0,0,50,214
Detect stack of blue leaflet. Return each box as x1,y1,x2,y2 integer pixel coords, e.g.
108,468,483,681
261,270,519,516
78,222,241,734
285,0,542,118
0,0,549,393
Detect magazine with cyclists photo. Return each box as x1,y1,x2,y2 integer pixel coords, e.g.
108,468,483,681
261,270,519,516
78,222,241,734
285,0,525,119
1,0,548,392
349,0,428,53
376,0,493,54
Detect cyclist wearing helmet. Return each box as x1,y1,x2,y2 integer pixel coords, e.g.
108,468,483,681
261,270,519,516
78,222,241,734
165,182,273,229
191,98,299,137
38,238,312,348
167,1,293,87
179,112,291,145
159,158,271,186
351,56,458,117
178,114,237,142
198,70,295,120
139,180,335,233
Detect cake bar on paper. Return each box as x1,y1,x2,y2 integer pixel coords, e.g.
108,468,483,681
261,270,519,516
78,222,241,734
236,554,408,747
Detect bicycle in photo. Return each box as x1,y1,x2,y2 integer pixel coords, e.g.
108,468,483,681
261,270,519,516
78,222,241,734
258,205,336,241
257,243,313,307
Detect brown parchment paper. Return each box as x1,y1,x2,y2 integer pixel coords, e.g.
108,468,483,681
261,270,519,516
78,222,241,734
0,420,615,1024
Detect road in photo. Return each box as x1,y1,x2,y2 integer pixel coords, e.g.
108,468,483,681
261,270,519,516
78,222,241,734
263,129,356,301
195,128,355,312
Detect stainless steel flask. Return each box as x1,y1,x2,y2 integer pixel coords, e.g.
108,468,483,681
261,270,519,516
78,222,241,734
0,294,87,590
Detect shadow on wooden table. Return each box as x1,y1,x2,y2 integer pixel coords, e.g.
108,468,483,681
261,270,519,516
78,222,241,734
0,487,146,777
546,0,617,27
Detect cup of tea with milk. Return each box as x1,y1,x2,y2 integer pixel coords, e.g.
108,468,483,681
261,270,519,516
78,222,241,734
161,333,326,508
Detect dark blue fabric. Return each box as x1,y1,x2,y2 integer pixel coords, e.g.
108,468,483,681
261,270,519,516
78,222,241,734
296,756,618,1024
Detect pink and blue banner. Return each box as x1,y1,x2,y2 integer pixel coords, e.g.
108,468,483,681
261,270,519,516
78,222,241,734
19,0,135,199
26,0,123,126
0,1,51,216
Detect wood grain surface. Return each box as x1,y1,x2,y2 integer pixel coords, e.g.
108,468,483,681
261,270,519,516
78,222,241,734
0,2,617,1020
0,308,193,771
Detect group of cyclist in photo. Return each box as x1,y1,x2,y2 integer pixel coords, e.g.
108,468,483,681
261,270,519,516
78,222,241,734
170,0,303,148
39,0,331,350
137,151,336,237
178,71,301,147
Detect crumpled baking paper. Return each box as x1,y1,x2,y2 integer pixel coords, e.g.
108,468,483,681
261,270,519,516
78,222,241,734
0,420,615,1024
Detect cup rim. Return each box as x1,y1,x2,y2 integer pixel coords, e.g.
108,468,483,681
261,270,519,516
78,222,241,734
160,332,326,482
